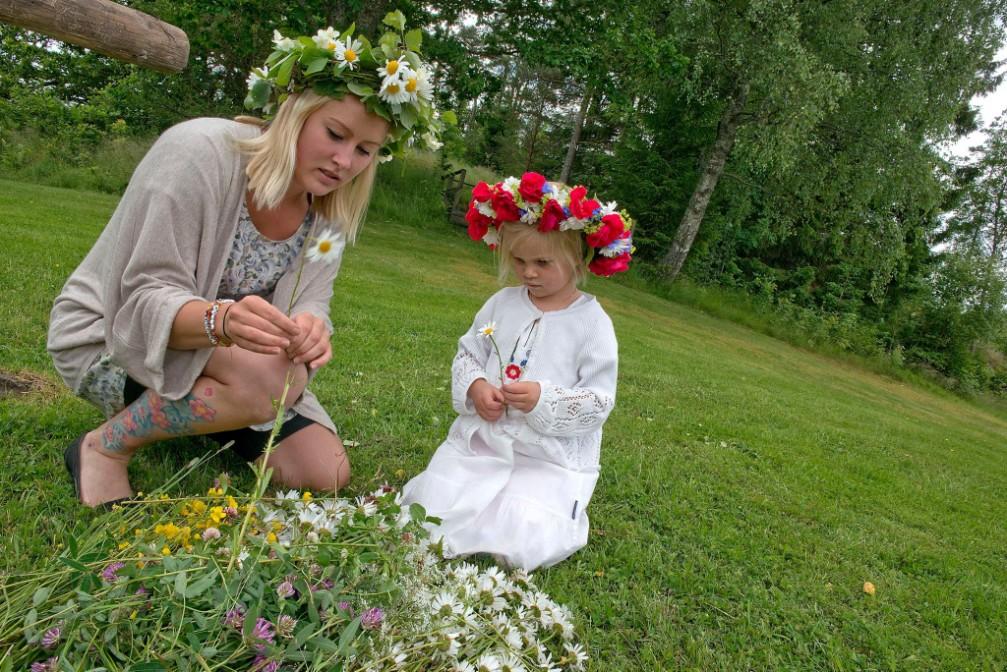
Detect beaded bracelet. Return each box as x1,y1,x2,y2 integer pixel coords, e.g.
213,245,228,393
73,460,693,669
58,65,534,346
203,299,236,347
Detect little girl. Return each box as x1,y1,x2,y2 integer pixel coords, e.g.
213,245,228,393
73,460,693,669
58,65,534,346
403,172,634,570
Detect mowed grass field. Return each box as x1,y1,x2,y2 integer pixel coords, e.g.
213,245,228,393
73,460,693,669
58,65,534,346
2,161,1007,670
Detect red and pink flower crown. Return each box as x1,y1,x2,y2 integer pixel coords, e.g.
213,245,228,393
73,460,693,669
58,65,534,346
465,172,635,277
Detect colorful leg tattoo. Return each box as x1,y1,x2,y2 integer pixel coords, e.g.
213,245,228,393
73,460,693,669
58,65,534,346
101,390,218,453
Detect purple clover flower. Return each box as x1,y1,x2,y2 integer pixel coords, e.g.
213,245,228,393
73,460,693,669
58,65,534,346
100,561,125,582
275,614,297,638
135,586,149,597
360,607,384,630
251,617,276,653
337,601,353,616
251,655,280,672
276,580,295,599
40,627,61,649
223,605,246,629
30,658,59,672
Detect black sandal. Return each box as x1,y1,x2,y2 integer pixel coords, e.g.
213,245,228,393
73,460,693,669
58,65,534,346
63,433,87,501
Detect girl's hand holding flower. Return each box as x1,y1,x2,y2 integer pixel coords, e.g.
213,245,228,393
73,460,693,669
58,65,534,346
221,296,302,355
468,378,506,422
501,381,541,413
286,313,332,369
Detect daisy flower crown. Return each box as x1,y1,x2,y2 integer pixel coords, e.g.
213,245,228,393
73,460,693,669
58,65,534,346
244,11,446,160
465,172,636,277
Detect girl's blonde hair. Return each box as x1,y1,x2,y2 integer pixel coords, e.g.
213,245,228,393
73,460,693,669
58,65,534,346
233,90,382,242
497,222,588,286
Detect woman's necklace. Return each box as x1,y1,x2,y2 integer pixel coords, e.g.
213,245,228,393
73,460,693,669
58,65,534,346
504,318,540,382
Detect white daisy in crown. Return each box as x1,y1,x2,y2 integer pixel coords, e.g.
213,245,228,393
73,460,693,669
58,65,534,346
403,67,434,102
378,58,409,80
333,37,363,70
312,26,339,51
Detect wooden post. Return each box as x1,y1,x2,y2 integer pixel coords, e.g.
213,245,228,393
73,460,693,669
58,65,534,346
0,0,189,73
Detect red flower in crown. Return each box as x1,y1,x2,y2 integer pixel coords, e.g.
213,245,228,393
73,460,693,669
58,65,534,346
586,213,625,248
505,364,522,380
588,252,631,277
518,172,547,203
472,181,494,203
492,188,522,222
538,198,567,232
568,185,600,220
465,199,492,241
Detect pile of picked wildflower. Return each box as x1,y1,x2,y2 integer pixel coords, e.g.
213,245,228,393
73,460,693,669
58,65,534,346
2,472,588,671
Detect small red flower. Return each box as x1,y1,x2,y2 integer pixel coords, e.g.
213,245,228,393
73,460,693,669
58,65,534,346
465,199,492,241
588,252,631,277
586,213,625,248
492,189,521,222
518,172,547,203
472,181,494,203
538,198,567,232
505,364,522,380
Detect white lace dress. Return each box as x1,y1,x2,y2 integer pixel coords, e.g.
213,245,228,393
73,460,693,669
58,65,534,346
402,286,618,570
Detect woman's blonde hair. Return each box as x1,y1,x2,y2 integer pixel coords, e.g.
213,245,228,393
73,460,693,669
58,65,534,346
496,222,588,286
233,90,381,242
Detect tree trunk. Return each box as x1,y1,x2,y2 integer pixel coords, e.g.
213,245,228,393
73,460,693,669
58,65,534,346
0,0,189,73
660,83,749,280
524,95,546,171
560,84,593,183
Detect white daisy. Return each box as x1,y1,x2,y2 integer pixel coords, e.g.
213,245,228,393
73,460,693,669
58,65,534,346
272,30,297,52
312,27,338,51
378,58,410,79
474,653,502,672
403,67,434,102
499,653,526,672
598,200,620,217
502,176,521,195
334,37,363,70
479,322,497,337
379,76,413,104
564,642,589,669
305,229,343,264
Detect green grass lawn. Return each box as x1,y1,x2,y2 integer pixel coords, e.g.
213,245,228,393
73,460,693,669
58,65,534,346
2,163,1007,671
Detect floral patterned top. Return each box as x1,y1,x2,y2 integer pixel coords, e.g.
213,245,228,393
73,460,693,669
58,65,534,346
77,202,313,417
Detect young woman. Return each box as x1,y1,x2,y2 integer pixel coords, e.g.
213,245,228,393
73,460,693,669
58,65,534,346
47,19,442,507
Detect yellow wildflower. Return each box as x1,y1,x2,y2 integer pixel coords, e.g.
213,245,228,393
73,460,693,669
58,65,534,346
209,506,226,524
191,500,207,515
302,491,313,502
130,610,138,620
161,546,171,556
118,541,131,550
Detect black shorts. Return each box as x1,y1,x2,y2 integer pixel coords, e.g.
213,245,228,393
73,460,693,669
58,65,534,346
123,376,315,462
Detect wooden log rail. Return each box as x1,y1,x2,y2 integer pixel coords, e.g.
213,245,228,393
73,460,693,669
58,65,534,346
0,0,189,73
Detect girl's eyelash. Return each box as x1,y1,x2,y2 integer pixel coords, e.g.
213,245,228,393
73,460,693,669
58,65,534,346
327,129,341,140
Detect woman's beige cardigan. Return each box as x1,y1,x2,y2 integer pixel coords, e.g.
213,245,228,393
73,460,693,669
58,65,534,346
47,118,341,433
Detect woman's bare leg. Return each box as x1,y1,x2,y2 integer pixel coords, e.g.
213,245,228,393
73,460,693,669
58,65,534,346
76,347,307,506
261,424,351,493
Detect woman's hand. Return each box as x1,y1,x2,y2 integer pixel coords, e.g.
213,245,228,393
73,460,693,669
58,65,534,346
468,378,505,422
501,381,541,413
220,296,301,355
285,312,332,369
